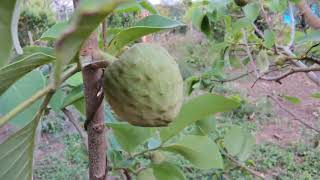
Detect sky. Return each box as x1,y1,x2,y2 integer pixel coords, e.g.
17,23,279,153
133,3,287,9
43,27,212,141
149,0,160,4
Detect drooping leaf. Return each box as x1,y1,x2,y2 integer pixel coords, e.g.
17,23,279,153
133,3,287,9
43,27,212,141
256,49,270,73
0,0,18,67
282,95,301,104
263,29,276,49
54,0,131,85
160,94,240,142
0,70,46,128
224,126,255,161
73,98,86,115
0,119,38,180
161,135,223,169
152,162,186,180
191,6,210,35
49,88,65,112
0,47,54,95
243,2,260,22
40,21,69,41
108,15,184,54
107,123,155,152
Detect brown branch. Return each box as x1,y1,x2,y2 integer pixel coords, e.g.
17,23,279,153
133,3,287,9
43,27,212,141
268,95,320,134
253,66,320,86
297,0,320,29
62,108,88,151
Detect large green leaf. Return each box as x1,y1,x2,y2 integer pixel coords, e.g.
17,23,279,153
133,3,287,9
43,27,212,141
0,119,38,180
107,123,155,152
49,88,65,112
0,0,18,67
160,94,240,142
161,135,223,169
40,21,69,41
152,162,185,180
66,72,83,87
54,0,131,85
0,47,54,95
243,2,260,22
224,126,255,161
108,15,184,54
62,85,84,108
0,70,46,128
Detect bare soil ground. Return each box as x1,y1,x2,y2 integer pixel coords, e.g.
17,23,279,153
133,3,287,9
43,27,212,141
236,73,320,146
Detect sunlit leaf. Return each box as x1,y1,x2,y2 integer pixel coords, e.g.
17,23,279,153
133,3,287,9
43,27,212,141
66,72,83,87
108,15,184,54
263,29,276,49
282,95,301,104
160,94,240,142
162,135,223,169
256,49,270,73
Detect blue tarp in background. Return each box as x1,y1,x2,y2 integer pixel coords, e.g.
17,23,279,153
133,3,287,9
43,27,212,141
283,3,320,25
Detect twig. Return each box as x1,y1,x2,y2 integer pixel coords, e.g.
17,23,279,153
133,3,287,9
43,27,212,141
242,29,259,77
305,43,320,55
268,95,320,134
221,149,265,179
211,71,254,83
259,66,320,82
62,108,88,151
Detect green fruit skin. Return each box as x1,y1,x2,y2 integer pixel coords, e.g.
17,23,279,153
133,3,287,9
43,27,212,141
104,43,184,127
234,0,248,7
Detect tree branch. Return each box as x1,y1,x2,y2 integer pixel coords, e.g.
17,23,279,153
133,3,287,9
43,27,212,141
268,95,320,134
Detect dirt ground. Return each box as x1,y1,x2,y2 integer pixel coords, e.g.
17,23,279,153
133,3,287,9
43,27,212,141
235,73,320,146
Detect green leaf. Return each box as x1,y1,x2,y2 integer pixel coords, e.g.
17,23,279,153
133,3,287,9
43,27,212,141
108,15,184,54
0,119,38,180
160,94,240,142
196,116,216,134
62,85,84,108
107,123,155,152
115,1,142,13
152,162,186,180
0,47,54,95
137,168,156,180
0,0,18,67
139,1,158,14
243,3,260,22
311,92,320,99
161,135,223,169
40,21,69,41
263,30,276,49
54,0,131,85
191,6,210,35
66,72,83,87
282,95,301,104
0,70,46,128
49,88,65,112
268,0,288,13
73,98,86,115
256,49,270,73
297,30,320,43
224,126,255,161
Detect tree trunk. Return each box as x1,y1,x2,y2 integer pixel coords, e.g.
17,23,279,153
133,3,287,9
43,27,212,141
73,1,107,179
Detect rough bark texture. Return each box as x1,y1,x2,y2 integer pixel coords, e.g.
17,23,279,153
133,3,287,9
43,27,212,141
81,33,107,180
73,1,107,179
